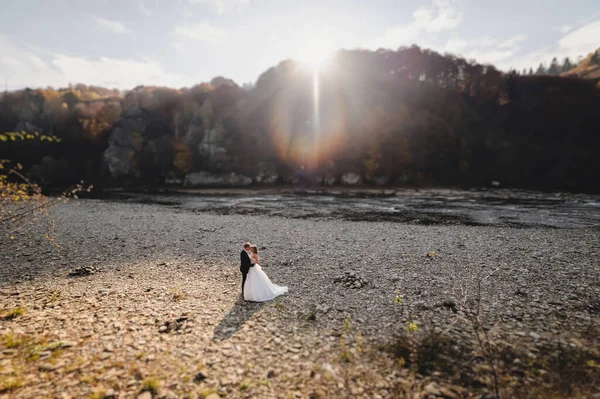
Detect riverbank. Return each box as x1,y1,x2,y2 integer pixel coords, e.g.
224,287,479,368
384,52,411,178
1,199,599,398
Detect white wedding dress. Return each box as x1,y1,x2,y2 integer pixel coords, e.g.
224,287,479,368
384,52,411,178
244,262,288,302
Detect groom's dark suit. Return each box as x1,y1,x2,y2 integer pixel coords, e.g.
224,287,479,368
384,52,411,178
240,249,254,295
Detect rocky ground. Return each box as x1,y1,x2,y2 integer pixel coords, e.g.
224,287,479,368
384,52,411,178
1,199,599,398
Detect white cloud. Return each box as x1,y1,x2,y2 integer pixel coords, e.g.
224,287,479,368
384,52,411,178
423,0,463,33
95,18,130,34
498,34,527,49
52,55,189,88
468,49,515,65
366,0,463,49
28,55,48,69
558,19,600,57
1,57,23,67
0,35,64,89
559,25,573,34
0,35,191,90
443,35,497,54
138,0,152,16
472,35,497,48
502,19,600,72
188,0,250,14
173,22,228,42
423,32,526,70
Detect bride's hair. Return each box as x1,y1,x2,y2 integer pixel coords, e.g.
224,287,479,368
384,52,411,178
250,245,258,254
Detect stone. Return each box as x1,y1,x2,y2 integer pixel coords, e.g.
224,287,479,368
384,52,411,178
529,332,541,341
39,362,57,372
194,372,207,383
104,143,135,177
183,171,252,188
373,176,390,185
323,174,337,186
68,266,98,277
341,173,362,185
423,382,442,396
255,162,279,184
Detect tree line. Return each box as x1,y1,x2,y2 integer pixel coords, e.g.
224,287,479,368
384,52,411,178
510,49,600,76
1,46,599,193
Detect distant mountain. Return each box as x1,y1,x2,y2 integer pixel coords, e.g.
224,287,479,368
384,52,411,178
563,48,600,80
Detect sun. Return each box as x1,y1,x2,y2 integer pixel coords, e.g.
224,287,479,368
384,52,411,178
298,39,334,70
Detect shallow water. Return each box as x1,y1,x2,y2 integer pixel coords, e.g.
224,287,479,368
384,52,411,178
107,188,600,229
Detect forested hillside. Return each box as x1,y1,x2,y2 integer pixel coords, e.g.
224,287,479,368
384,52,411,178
1,46,599,192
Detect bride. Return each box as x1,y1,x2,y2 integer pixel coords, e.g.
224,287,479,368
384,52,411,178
244,245,288,302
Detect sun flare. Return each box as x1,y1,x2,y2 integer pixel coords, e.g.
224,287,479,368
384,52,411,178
298,39,334,69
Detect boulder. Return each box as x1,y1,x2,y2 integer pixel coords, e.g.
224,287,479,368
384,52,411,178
373,176,390,185
324,174,337,186
310,174,337,186
104,145,134,177
184,171,252,187
255,162,279,184
165,177,183,185
341,173,362,185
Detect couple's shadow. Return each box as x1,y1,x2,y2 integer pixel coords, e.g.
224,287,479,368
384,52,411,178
212,296,264,341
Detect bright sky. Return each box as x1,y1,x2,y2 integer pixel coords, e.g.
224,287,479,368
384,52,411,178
0,0,598,90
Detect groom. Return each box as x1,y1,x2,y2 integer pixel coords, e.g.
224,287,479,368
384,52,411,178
240,242,254,296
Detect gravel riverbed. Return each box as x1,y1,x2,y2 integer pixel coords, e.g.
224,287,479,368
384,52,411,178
1,199,599,398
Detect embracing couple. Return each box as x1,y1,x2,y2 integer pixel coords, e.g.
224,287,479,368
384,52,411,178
240,243,288,302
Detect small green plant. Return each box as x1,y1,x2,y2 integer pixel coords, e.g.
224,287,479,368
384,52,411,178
393,290,421,392
140,377,160,395
394,293,403,305
26,344,44,362
2,307,25,320
306,305,317,321
0,375,24,393
199,388,217,398
587,359,600,370
339,317,361,362
3,332,24,348
239,379,251,390
49,291,62,303
88,389,106,399
405,321,419,332
171,287,187,302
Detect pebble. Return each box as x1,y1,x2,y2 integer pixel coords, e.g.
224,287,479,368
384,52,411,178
1,199,598,398
530,332,541,341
